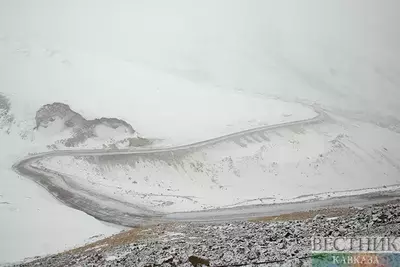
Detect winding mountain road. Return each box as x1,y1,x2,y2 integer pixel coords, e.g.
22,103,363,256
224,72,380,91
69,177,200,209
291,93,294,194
12,107,400,227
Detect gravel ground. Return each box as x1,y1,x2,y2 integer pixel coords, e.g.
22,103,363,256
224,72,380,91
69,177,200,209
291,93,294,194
14,200,400,267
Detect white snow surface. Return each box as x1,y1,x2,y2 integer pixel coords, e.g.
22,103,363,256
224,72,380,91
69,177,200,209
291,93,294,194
0,129,121,265
36,114,400,213
1,0,400,264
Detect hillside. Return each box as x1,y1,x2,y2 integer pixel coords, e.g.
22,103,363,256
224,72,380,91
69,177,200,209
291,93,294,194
1,0,400,265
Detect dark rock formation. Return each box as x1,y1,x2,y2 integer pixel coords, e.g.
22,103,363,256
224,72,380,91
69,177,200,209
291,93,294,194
34,102,145,148
35,102,135,133
0,93,14,132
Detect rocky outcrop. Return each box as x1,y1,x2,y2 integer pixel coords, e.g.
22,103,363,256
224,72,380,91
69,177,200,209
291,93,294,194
34,102,148,148
35,102,135,133
0,93,14,132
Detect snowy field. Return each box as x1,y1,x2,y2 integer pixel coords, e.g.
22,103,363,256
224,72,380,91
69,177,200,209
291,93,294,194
1,0,400,264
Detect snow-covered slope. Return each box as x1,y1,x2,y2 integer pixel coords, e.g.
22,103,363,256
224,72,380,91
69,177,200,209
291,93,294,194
2,0,399,118
0,95,122,265
0,15,319,264
1,0,400,264
33,111,400,214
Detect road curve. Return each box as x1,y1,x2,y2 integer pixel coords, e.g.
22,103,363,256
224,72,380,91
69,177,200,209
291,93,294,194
12,107,400,227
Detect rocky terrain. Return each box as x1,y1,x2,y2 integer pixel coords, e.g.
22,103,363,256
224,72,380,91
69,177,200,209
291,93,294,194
0,93,14,133
14,200,400,267
35,102,151,149
35,103,134,132
1,96,152,150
